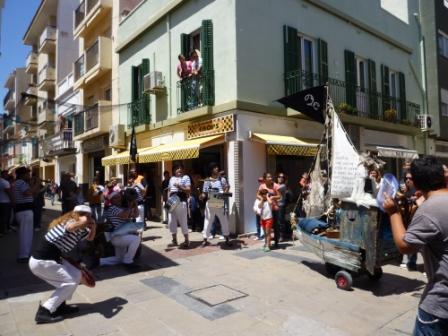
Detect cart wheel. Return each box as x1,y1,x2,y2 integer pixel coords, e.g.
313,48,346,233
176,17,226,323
335,270,353,290
368,267,383,281
325,263,339,276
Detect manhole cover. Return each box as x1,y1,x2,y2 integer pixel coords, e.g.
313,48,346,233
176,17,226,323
186,284,248,307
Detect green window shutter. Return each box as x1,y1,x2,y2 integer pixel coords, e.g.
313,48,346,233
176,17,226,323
398,72,406,120
181,33,190,58
381,64,390,115
201,20,214,106
318,39,328,85
344,49,356,108
367,59,378,118
130,65,139,126
283,25,301,95
140,58,150,124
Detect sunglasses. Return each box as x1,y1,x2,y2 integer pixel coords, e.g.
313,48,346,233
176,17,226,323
405,177,412,181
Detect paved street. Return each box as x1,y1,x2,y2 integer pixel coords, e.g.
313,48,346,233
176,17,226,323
0,201,426,336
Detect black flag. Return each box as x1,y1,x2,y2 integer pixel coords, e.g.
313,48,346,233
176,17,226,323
277,85,326,124
130,126,137,162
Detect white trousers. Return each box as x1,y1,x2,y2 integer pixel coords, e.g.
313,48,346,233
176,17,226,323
168,201,189,235
16,210,34,258
100,234,140,266
29,257,81,313
203,203,229,239
137,204,145,223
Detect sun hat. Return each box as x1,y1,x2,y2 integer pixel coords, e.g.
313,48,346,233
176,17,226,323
73,205,92,214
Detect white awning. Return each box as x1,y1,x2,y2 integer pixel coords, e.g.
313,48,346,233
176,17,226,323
376,146,419,159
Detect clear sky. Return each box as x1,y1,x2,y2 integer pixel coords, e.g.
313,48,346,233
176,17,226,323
0,0,41,114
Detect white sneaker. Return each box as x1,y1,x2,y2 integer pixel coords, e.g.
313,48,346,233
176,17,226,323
218,236,225,240
399,263,407,269
208,235,214,239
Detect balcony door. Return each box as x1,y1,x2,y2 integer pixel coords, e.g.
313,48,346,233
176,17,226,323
356,57,368,117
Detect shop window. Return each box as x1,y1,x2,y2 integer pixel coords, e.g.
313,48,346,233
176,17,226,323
441,88,448,117
438,31,448,58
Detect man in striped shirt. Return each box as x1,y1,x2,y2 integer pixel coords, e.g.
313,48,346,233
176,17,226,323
99,191,141,271
201,163,230,246
167,163,191,248
15,167,40,263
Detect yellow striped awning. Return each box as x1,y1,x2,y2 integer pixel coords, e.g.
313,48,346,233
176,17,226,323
138,135,223,163
252,133,319,156
101,151,131,166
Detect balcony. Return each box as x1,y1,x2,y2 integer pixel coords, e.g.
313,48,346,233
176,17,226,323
45,129,76,157
38,64,56,91
24,85,37,106
74,36,112,89
25,51,38,73
37,101,55,125
3,89,15,110
73,0,113,38
284,70,421,126
127,94,150,128
177,73,214,114
73,100,112,140
39,26,57,54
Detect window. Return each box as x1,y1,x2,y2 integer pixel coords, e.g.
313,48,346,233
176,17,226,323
104,88,111,101
438,31,448,58
389,71,400,99
441,88,448,117
300,36,316,75
356,57,368,91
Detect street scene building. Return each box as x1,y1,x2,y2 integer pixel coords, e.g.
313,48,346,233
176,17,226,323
1,1,448,334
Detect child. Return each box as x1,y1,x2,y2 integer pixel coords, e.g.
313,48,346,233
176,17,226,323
258,189,273,252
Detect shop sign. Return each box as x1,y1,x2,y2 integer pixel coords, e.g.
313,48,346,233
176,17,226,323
187,114,234,139
83,136,107,153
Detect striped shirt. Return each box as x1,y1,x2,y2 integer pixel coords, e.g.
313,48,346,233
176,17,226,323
103,205,128,229
45,220,89,253
168,175,191,194
14,179,33,204
203,177,228,193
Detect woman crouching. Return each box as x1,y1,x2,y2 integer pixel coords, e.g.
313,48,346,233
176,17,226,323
29,205,96,324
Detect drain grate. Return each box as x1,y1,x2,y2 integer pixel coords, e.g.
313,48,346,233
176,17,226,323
186,284,248,307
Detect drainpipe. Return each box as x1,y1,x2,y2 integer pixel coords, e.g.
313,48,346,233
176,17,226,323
167,13,172,118
414,1,429,154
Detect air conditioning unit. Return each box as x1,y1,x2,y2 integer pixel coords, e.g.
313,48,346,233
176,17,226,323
417,114,433,130
109,124,125,148
144,71,164,92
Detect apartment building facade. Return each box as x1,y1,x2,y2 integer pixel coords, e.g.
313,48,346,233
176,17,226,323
420,0,448,161
2,68,37,172
108,0,424,234
72,0,116,191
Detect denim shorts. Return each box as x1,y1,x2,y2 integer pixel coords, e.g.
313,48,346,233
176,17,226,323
413,307,448,336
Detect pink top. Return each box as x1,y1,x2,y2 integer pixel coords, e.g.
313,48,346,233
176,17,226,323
177,61,192,79
258,182,280,211
103,185,121,207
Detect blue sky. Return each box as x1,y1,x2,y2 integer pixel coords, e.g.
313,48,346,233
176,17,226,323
0,0,40,114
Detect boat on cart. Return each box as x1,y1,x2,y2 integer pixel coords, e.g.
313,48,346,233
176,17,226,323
282,86,403,290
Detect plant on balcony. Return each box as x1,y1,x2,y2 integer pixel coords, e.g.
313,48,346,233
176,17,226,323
337,102,354,115
384,108,397,122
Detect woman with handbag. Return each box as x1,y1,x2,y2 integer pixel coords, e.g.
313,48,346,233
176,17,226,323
29,205,96,324
99,191,141,272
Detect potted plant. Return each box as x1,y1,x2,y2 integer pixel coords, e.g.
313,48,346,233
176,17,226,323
337,102,354,115
384,108,397,122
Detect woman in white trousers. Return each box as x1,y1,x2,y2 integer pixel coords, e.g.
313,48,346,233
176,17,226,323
29,205,96,324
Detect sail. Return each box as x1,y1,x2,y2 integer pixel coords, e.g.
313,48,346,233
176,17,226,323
329,101,360,199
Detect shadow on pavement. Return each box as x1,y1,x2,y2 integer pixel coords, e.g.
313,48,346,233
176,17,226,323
66,297,128,319
300,260,426,296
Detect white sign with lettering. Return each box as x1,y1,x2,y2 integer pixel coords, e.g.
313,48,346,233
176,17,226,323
330,106,360,198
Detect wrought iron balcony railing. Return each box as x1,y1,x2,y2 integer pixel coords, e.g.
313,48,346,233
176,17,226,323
284,70,421,126
127,94,150,127
176,73,215,113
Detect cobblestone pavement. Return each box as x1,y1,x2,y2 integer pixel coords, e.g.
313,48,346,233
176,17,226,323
0,200,426,335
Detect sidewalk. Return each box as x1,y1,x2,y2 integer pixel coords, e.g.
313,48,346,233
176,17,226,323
0,201,426,335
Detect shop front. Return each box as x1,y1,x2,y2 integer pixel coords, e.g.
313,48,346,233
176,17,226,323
81,135,110,194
